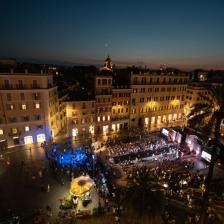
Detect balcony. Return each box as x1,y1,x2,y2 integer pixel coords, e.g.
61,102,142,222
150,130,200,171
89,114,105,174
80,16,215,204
1,84,13,90
111,116,129,121
0,84,55,90
31,84,40,89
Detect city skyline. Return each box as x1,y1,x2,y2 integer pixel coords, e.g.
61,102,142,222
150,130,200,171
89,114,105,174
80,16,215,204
1,0,224,70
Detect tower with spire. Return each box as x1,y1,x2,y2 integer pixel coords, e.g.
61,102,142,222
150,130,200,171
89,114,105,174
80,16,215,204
99,55,113,72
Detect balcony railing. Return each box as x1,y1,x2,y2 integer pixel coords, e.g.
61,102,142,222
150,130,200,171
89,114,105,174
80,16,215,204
0,84,55,90
111,116,129,121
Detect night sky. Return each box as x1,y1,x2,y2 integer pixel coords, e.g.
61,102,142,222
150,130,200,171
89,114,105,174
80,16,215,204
0,0,224,69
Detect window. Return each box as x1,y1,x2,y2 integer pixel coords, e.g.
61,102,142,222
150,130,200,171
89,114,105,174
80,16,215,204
132,98,136,105
107,115,110,121
35,115,41,120
23,116,29,121
0,129,3,135
25,126,30,131
33,93,40,100
22,104,26,110
18,80,23,88
97,79,101,85
97,116,100,122
4,80,10,88
11,128,17,134
102,116,105,121
20,93,25,100
35,103,40,109
7,93,11,101
141,77,146,84
32,80,37,88
102,79,107,85
132,108,136,114
9,117,16,123
10,104,14,110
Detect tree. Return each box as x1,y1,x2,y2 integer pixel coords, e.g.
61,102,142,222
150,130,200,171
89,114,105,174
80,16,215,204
187,84,224,138
187,84,224,223
122,167,164,224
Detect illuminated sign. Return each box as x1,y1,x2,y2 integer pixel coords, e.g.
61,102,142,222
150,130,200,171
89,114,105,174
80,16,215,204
201,151,211,162
161,128,169,136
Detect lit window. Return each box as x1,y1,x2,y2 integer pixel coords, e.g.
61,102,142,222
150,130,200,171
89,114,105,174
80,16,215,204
0,129,3,135
72,128,78,137
25,126,29,132
10,104,14,110
112,124,116,131
12,128,17,134
102,116,105,121
35,103,40,109
107,115,110,121
97,116,100,122
22,104,26,110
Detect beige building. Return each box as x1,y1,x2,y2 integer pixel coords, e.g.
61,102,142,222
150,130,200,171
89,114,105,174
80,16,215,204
66,100,95,138
95,56,113,134
0,69,60,149
111,86,131,131
130,71,189,130
185,83,211,108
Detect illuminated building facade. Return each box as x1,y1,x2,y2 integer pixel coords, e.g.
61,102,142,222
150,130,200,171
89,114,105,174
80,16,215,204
0,69,61,148
66,100,95,138
185,83,211,109
130,72,189,130
95,56,113,134
111,87,131,131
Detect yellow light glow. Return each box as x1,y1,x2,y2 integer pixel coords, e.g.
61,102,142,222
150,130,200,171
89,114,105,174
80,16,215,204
37,134,46,143
24,136,33,145
112,124,116,131
147,101,157,108
170,99,180,106
145,117,149,125
89,125,94,134
72,128,78,137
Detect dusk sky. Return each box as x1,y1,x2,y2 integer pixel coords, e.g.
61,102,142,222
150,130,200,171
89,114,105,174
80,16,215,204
1,0,224,70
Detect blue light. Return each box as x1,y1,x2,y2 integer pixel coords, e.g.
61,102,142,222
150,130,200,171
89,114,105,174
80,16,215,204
56,149,88,168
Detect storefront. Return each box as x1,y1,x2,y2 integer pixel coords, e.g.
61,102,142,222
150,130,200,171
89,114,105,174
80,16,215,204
24,136,33,145
37,134,46,143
